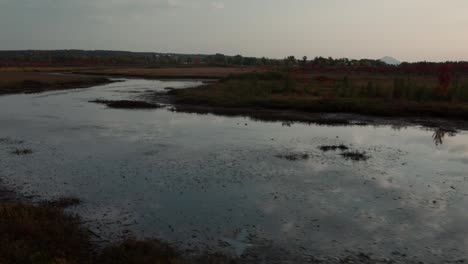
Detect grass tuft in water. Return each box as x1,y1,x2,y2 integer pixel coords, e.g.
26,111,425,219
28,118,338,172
90,100,162,109
11,148,33,155
319,145,349,152
340,151,369,161
275,152,310,161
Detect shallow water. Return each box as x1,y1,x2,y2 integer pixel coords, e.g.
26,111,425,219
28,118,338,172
1,79,468,263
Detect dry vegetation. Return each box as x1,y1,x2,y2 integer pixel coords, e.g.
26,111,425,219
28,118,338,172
71,67,255,79
0,67,252,95
0,71,111,95
170,72,468,119
0,202,92,264
0,66,253,78
0,201,238,264
0,67,99,72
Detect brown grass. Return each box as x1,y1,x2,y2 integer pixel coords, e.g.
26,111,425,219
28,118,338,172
0,67,100,72
0,201,238,264
0,71,111,95
0,202,92,264
169,72,468,119
72,67,256,79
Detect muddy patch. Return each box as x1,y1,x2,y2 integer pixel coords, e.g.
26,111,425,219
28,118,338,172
90,100,162,109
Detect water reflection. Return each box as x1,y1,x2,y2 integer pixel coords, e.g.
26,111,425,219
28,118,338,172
0,78,467,263
432,128,457,146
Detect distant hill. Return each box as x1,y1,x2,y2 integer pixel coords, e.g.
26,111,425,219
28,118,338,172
379,56,401,65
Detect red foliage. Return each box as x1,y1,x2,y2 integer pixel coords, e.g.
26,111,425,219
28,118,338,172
315,76,335,98
436,64,452,96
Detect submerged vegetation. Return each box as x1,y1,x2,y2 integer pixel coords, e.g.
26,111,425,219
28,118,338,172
319,145,349,152
340,151,370,161
170,71,468,119
275,152,310,161
11,148,33,155
0,138,24,145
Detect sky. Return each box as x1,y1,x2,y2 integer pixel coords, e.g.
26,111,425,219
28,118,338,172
0,0,467,62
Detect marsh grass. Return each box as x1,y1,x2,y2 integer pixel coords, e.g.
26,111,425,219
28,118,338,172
0,202,92,264
0,201,238,264
0,72,111,95
172,72,468,119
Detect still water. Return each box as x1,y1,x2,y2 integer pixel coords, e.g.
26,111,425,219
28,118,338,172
0,79,467,262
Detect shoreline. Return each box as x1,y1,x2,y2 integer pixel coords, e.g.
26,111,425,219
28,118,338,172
157,70,468,127
71,71,224,80
147,92,468,131
2,70,466,132
0,74,114,96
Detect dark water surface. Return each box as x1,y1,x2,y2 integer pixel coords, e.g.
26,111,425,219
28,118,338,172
1,79,468,263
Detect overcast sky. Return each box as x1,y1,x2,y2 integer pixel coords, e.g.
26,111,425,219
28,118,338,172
1,0,467,62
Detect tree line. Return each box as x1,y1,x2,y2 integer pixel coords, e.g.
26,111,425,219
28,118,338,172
1,50,468,76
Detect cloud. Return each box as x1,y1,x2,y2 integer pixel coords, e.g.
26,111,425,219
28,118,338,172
85,0,189,12
211,1,225,9
4,0,210,14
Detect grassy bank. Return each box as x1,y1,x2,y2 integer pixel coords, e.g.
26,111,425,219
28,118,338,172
170,72,468,119
0,72,111,95
0,200,237,264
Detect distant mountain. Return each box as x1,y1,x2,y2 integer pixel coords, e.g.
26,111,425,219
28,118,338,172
379,56,401,65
